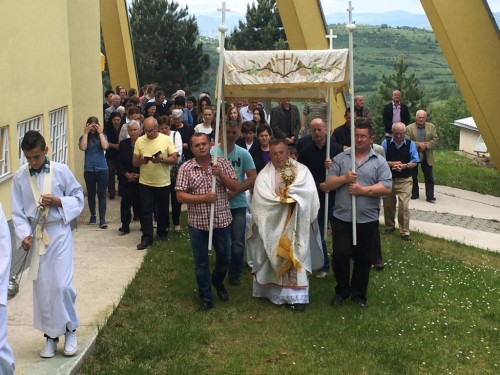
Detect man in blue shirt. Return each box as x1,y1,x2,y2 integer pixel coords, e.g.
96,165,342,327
211,121,257,286
381,122,420,242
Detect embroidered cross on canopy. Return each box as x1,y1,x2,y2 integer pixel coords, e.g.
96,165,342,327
222,49,350,101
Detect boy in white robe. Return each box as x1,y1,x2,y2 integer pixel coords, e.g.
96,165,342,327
0,203,15,374
11,131,84,358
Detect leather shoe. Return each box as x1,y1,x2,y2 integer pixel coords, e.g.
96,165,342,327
426,197,436,203
217,289,229,301
198,301,213,312
382,228,395,234
411,194,419,200
158,236,168,242
402,235,411,242
352,299,368,310
331,295,345,306
374,263,385,271
292,303,307,312
136,241,150,250
119,227,130,234
229,278,241,286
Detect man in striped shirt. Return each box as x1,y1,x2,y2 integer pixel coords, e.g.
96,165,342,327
301,101,328,135
175,133,239,312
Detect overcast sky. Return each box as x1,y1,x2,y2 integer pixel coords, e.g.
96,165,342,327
165,0,500,16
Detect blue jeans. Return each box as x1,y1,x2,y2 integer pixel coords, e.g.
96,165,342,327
188,225,231,302
84,170,108,221
229,207,246,280
317,204,334,273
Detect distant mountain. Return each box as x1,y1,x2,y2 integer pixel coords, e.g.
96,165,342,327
195,11,245,38
325,10,431,29
195,10,500,38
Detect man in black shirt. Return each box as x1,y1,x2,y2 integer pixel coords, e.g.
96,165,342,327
270,101,301,148
332,108,356,149
298,118,343,278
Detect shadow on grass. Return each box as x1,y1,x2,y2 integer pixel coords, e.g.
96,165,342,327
81,215,500,375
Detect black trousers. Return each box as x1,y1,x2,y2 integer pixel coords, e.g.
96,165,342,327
120,179,141,230
331,218,379,303
411,158,434,198
106,158,116,197
170,175,181,227
139,184,170,244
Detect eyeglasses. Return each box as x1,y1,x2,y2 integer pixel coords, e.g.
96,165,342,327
144,128,158,134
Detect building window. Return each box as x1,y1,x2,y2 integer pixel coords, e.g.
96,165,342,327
49,107,68,164
17,115,43,167
0,126,10,180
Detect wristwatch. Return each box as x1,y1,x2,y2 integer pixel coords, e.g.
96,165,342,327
160,157,164,164
406,163,410,169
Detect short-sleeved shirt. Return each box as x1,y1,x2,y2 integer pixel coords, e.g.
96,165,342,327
133,133,177,187
210,144,256,209
303,102,328,127
79,134,109,172
328,148,392,223
175,156,237,230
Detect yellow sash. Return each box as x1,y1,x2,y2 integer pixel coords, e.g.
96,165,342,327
276,202,302,279
26,166,52,281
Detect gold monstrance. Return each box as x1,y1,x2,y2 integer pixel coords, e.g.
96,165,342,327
279,159,298,203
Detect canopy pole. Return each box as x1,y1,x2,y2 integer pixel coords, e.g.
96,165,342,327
209,2,230,250
346,1,357,246
324,87,332,240
222,112,228,159
324,28,337,240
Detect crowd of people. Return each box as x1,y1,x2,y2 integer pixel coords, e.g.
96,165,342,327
0,85,439,371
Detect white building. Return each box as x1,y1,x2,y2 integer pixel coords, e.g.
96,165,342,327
452,117,489,156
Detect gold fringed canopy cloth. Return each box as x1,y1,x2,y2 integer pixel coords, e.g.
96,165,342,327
220,49,350,101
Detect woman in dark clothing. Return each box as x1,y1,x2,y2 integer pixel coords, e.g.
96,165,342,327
252,107,268,127
249,124,272,174
170,109,195,160
104,112,122,199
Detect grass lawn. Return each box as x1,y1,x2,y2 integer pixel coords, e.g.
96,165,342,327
81,213,500,374
424,151,500,197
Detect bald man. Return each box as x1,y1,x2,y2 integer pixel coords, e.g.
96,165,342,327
406,110,439,202
382,90,410,141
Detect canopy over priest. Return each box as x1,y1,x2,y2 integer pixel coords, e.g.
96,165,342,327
247,139,323,311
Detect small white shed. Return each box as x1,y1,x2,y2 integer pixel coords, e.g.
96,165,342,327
452,117,489,156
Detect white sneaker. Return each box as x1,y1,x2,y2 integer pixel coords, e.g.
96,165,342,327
40,338,57,358
316,271,328,278
64,331,78,356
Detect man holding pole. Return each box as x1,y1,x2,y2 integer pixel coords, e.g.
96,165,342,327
324,124,392,309
298,118,343,278
210,121,256,286
175,133,238,312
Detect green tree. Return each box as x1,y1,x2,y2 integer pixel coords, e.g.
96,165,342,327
225,0,287,51
371,55,427,142
129,0,210,92
428,95,470,151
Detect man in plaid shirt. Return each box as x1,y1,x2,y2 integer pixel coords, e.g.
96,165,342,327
176,133,239,312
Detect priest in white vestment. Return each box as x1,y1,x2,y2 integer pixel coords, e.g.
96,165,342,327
247,139,323,311
0,203,15,374
11,131,84,359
